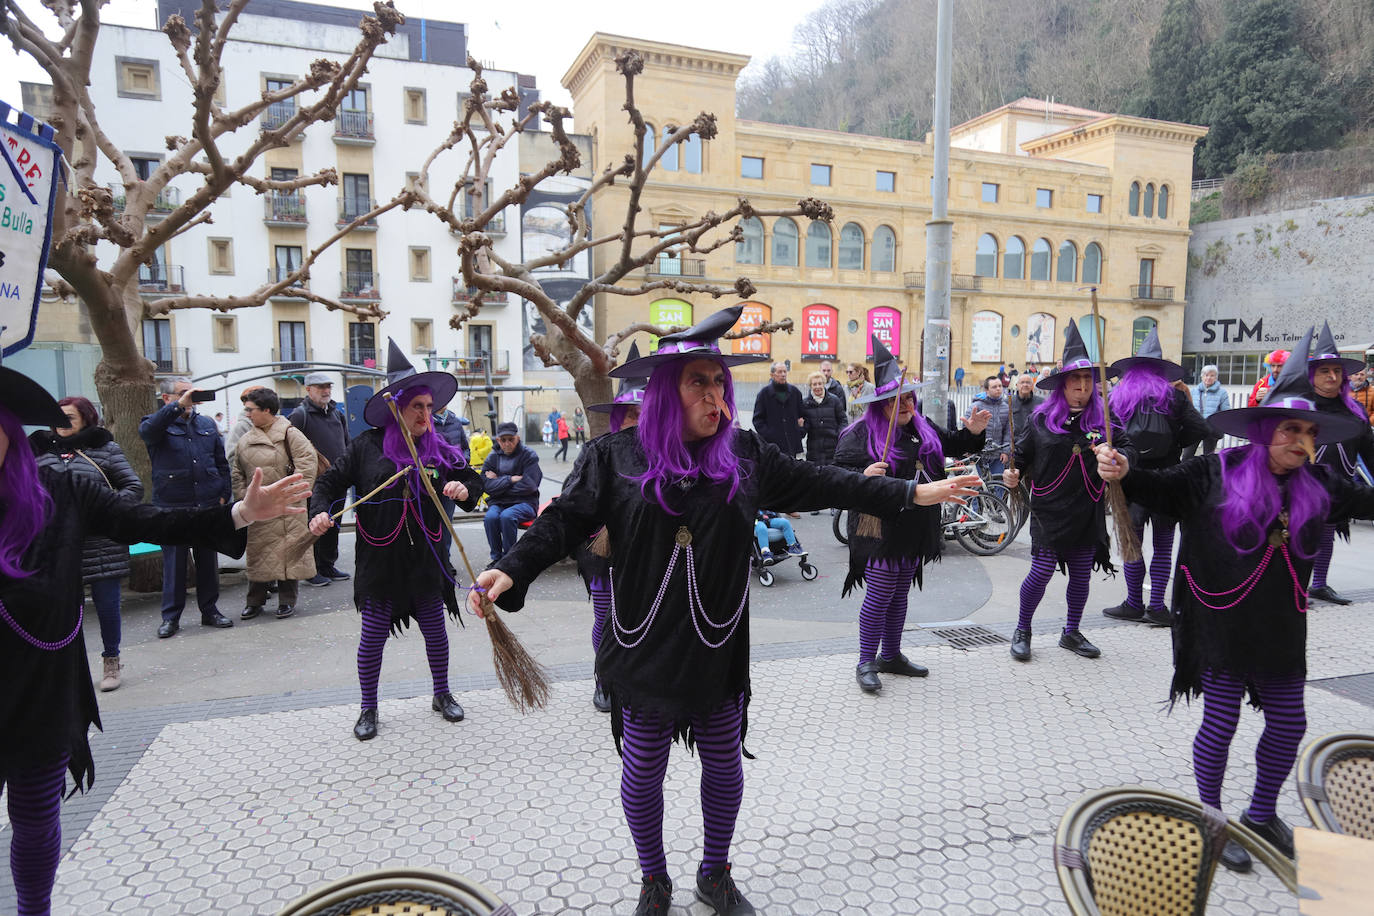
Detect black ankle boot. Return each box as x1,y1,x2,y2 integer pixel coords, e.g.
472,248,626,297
1239,812,1294,858
353,708,377,741
1219,839,1252,873
855,660,882,693
695,864,754,915
876,652,929,677
432,693,465,722
1010,628,1032,661
1059,629,1101,658
633,875,672,915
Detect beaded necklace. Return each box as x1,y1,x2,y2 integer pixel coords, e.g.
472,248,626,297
1179,509,1307,612
0,597,84,651
609,526,749,650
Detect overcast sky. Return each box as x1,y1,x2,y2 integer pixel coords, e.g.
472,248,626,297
3,0,830,117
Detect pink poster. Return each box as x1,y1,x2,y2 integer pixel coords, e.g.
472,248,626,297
730,302,771,356
802,304,837,358
866,307,901,357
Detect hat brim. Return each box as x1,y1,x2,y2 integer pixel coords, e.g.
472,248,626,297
1036,367,1115,390
588,399,644,414
363,371,459,427
852,380,928,405
1309,355,1367,376
1208,405,1366,445
609,349,769,378
0,367,68,427
1109,356,1185,382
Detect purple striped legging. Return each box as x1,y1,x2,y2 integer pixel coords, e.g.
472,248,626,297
857,556,922,665
619,694,745,880
357,595,450,709
3,755,69,916
1123,517,1176,611
1193,668,1306,823
1309,524,1337,590
1017,545,1094,632
590,576,610,652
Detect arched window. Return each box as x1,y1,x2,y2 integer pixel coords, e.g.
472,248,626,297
1144,183,1155,218
1083,242,1103,284
1003,236,1026,280
873,225,897,272
772,217,798,267
735,216,763,265
660,125,678,171
806,221,831,268
1158,185,1170,219
1057,240,1078,282
1132,317,1157,354
1030,238,1052,281
839,222,865,270
683,133,702,174
975,233,998,278
641,123,656,168
1128,182,1140,216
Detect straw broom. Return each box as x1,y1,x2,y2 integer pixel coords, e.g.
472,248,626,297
1005,399,1026,519
854,376,904,538
1090,288,1142,563
386,396,550,712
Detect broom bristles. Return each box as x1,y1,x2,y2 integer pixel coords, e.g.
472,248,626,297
1106,481,1141,562
854,512,884,538
588,528,611,557
484,605,551,712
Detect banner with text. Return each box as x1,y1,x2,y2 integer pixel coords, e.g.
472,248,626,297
866,306,901,357
1,102,62,358
970,310,1003,363
648,298,693,349
802,303,837,359
729,301,771,356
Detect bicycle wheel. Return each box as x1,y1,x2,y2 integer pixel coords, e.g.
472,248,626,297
984,481,1029,539
954,492,1014,556
832,507,849,545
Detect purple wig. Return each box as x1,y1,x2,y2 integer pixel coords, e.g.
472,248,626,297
839,396,944,474
0,406,53,578
1307,362,1366,422
629,358,742,514
381,386,468,474
1032,376,1112,435
1109,365,1174,422
1217,417,1328,558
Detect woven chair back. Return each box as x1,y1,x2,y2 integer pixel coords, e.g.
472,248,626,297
1298,732,1374,839
275,868,514,916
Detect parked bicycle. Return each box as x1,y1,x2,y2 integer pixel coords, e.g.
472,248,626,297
831,487,1015,556
958,447,1030,540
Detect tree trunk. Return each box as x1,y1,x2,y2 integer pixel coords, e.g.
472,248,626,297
548,325,615,438
87,280,158,492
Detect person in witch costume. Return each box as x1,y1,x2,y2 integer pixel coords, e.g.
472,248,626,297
1303,321,1374,605
1101,327,1209,626
469,306,981,916
0,366,309,916
1101,326,1374,874
834,335,990,694
1002,322,1137,662
580,341,648,713
307,340,484,741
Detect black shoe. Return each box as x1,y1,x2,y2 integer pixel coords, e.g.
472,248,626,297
592,682,611,713
322,567,351,581
1219,839,1253,873
240,606,263,620
157,619,179,639
876,652,929,677
856,660,882,693
695,864,754,915
1103,601,1144,621
354,708,377,741
1144,606,1173,627
201,611,233,628
633,875,672,915
432,693,465,722
303,574,331,588
1059,629,1101,658
1010,628,1031,661
1308,585,1352,606
275,605,296,619
1239,812,1294,858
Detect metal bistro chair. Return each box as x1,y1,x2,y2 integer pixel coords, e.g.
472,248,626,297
1054,786,1297,916
1297,731,1374,839
275,867,516,916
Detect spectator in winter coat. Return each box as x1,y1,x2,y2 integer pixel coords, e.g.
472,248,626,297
289,373,352,585
845,363,877,420
820,360,848,410
1184,364,1229,457
752,361,805,456
482,422,543,562
1350,368,1374,425
968,375,1012,473
555,415,572,461
1009,373,1042,445
1247,350,1288,407
800,371,847,464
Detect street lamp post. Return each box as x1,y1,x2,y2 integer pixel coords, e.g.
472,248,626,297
922,0,954,428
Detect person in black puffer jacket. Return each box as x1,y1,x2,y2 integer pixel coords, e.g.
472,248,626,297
800,370,847,464
29,397,143,691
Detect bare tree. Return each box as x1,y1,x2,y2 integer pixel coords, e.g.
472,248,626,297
403,48,833,434
1,0,410,481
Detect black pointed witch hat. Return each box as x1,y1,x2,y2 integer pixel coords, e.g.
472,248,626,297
1037,321,1116,390
588,342,648,412
1110,326,1184,381
0,366,67,427
608,305,770,378
1309,321,1365,376
362,338,460,427
852,334,925,405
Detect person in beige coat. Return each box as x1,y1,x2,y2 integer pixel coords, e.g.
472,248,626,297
231,387,318,619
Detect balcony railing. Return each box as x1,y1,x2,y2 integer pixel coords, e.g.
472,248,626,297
338,196,377,228
333,109,374,142
1130,284,1175,301
344,347,379,368
260,101,297,132
146,346,190,374
453,210,507,236
271,347,313,371
264,191,307,225
109,184,181,215
427,350,511,377
340,271,381,300
138,264,185,293
451,278,508,305
903,271,983,291
267,267,309,295
648,257,705,278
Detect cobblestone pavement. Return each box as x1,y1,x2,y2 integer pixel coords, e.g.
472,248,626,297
28,600,1374,915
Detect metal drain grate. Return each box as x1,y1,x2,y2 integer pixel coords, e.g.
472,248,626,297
929,626,1010,649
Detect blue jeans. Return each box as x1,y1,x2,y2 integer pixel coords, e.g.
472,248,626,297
753,517,796,552
485,503,536,561
88,576,122,657
160,542,221,621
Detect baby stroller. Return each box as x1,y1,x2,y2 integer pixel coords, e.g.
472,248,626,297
750,512,820,587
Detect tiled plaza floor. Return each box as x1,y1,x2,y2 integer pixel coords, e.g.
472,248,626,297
35,602,1374,915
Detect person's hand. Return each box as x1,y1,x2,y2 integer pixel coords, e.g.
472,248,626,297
965,406,991,434
1095,444,1129,480
240,469,311,523
309,512,334,536
177,387,196,409
442,481,469,501
510,475,522,482
1171,379,1190,393
485,470,497,479
914,473,983,506
999,452,1009,464
797,417,805,427
1002,468,1021,488
469,568,513,618
864,461,889,477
